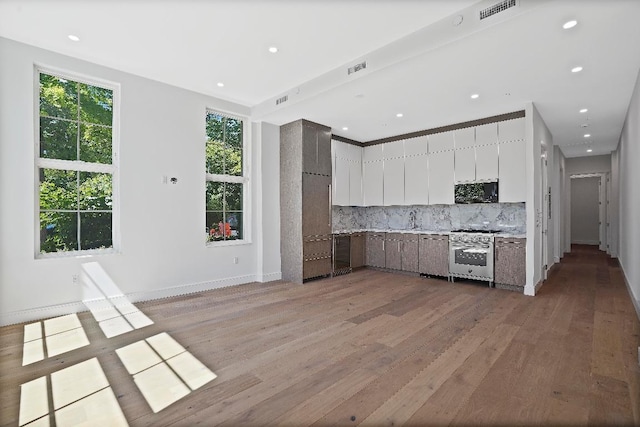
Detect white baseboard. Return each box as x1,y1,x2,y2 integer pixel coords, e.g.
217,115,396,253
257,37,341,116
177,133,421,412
571,239,600,245
619,260,640,322
0,273,260,327
256,271,282,283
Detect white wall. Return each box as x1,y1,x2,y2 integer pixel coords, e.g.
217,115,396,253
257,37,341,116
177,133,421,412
0,38,280,325
565,155,611,175
618,69,640,317
570,177,600,245
525,103,553,295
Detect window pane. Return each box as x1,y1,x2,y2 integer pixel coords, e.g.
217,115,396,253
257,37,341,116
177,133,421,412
225,212,243,240
40,117,78,160
225,182,243,211
40,211,78,253
80,212,113,250
79,172,112,210
78,83,113,126
205,141,224,175
205,112,224,142
206,181,223,211
40,74,78,120
80,124,112,164
206,211,224,241
225,118,243,176
39,169,78,210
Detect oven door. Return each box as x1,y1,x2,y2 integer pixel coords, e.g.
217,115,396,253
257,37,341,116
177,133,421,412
449,243,494,281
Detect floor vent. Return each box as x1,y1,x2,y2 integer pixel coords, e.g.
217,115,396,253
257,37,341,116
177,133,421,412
276,95,288,106
348,61,367,75
480,0,516,20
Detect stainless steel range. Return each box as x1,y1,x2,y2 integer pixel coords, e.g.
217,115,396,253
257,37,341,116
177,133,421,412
449,230,498,287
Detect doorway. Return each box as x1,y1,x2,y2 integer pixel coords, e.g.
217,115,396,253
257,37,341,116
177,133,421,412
570,174,607,250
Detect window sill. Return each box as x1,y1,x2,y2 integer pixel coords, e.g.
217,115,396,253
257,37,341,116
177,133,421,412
36,248,120,260
206,239,252,248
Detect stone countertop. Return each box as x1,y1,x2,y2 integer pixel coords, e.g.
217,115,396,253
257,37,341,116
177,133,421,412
333,229,526,238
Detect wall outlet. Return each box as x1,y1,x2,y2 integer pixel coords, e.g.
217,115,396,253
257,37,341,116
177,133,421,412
233,257,239,264
72,274,79,284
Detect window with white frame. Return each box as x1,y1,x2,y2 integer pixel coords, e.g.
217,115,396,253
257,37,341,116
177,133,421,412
37,70,118,255
205,111,247,242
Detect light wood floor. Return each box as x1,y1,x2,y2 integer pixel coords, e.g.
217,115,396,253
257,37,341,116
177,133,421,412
2,245,639,426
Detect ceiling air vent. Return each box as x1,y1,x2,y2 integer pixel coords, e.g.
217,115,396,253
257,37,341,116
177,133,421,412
348,61,367,75
480,0,516,20
276,95,288,106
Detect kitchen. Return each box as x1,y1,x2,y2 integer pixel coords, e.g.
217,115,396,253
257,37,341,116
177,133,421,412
281,114,529,293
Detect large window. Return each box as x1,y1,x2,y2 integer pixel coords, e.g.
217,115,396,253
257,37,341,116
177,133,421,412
205,111,246,243
37,70,118,255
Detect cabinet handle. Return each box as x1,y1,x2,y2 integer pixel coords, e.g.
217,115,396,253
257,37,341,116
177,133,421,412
398,241,401,252
382,240,385,251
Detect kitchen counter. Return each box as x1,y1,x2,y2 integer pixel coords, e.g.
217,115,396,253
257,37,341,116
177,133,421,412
333,229,525,238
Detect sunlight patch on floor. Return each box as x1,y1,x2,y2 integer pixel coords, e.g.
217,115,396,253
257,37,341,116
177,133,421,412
116,332,217,413
22,314,89,366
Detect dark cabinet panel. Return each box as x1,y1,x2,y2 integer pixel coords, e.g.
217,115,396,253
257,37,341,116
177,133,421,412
419,234,449,277
301,173,331,238
350,234,366,268
366,233,386,268
402,234,419,273
494,237,526,287
302,124,318,175
316,128,332,176
385,233,403,271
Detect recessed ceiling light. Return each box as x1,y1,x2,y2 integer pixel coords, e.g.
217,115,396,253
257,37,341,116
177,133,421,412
217,82,224,87
342,127,348,131
396,113,403,118
563,20,577,30
268,46,278,53
579,108,588,113
571,66,583,73
584,134,591,138
471,94,479,99
586,149,593,153
68,34,80,42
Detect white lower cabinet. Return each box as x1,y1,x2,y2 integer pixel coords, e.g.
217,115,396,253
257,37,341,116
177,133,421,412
383,157,405,206
404,155,428,205
363,161,384,206
428,150,454,204
499,140,526,202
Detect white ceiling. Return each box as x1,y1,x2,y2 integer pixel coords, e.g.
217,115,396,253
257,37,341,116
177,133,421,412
1,0,639,158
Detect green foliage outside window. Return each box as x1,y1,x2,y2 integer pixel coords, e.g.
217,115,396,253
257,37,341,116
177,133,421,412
38,73,114,253
205,113,244,241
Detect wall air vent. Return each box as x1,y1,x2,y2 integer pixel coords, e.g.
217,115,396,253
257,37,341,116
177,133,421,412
348,61,367,75
276,95,288,106
479,0,516,20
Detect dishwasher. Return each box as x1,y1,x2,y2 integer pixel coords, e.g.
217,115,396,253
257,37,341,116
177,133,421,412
333,234,351,276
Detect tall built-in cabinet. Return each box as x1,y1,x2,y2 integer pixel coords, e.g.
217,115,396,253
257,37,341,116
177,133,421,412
331,115,526,207
281,120,333,283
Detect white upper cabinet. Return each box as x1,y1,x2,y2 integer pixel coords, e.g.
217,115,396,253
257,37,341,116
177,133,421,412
454,147,475,183
454,127,475,149
333,156,350,205
475,144,499,181
383,157,405,206
498,117,525,143
404,155,428,205
428,150,454,204
349,161,363,206
499,140,526,202
383,140,405,159
475,122,498,146
363,160,384,206
428,131,454,153
404,135,428,157
363,144,383,162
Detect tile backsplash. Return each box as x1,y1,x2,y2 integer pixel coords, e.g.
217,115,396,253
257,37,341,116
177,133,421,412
332,203,526,234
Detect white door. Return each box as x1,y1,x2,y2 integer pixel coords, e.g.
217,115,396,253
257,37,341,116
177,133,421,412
333,156,350,206
498,140,526,202
428,151,454,204
405,154,428,205
349,160,363,206
454,147,475,183
363,161,384,206
475,144,499,181
383,157,405,206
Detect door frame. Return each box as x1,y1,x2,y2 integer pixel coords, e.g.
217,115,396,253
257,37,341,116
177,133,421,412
569,173,608,251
